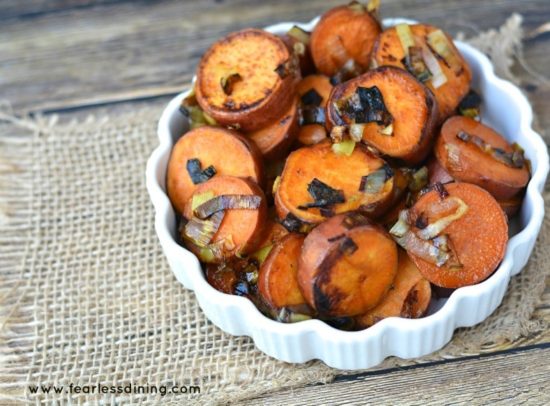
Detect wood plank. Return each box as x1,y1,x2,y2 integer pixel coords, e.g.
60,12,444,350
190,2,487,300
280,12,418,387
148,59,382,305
244,344,550,405
1,0,549,118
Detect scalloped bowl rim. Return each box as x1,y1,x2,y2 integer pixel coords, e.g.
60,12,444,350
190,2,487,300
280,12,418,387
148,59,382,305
146,17,549,369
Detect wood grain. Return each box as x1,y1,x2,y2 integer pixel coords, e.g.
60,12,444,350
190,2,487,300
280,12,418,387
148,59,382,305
244,344,550,405
1,0,549,122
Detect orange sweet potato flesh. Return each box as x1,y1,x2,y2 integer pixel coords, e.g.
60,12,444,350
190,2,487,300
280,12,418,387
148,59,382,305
196,29,298,131
355,250,431,328
298,212,398,317
297,125,328,146
167,126,263,215
407,182,508,288
258,233,306,309
435,116,530,200
498,195,522,218
183,176,267,260
296,75,333,146
297,74,334,105
372,24,472,121
326,66,439,165
246,97,299,160
310,5,381,76
275,141,397,224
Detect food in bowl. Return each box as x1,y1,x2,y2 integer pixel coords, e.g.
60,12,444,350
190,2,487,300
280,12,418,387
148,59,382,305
166,1,531,330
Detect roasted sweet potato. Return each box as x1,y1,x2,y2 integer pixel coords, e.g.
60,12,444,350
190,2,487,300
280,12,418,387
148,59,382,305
310,4,381,76
427,155,454,185
167,126,264,215
435,116,530,200
296,74,333,146
326,66,438,165
256,218,289,250
355,250,431,328
298,212,398,317
498,195,523,218
280,26,315,76
182,175,267,262
275,141,399,224
297,125,328,146
247,97,299,160
404,182,508,288
258,233,307,309
372,23,472,120
206,263,238,294
297,74,334,104
196,28,299,131
428,154,524,219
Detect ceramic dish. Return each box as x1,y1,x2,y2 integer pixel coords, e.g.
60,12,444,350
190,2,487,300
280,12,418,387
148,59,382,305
146,17,549,369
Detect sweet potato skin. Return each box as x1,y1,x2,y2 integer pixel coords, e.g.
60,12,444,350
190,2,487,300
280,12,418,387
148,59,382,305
298,212,398,317
326,66,439,165
275,141,398,224
435,116,530,200
297,125,328,146
183,176,268,259
355,250,431,328
407,182,508,288
247,97,299,160
498,195,522,218
167,126,263,215
280,33,315,76
206,264,237,294
372,24,472,120
196,29,299,131
310,5,381,76
256,218,289,250
258,233,306,309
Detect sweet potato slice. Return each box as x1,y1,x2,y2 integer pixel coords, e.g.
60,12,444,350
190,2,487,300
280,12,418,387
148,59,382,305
372,23,472,120
355,250,431,328
435,116,530,200
167,126,263,215
310,4,381,76
405,182,508,288
428,154,524,219
205,263,238,294
275,141,398,224
299,212,398,317
326,66,438,165
246,97,299,160
297,125,328,146
280,28,315,76
498,195,523,218
296,74,333,146
427,155,454,185
258,233,307,309
182,176,267,262
256,218,289,249
297,74,334,105
196,28,298,131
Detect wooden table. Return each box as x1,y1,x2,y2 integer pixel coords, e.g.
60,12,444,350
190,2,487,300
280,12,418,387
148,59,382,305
2,1,549,403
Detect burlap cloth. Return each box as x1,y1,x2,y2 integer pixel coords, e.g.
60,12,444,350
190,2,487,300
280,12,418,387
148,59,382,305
0,14,548,405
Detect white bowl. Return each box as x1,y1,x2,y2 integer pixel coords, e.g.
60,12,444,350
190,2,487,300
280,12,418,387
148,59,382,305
146,17,549,369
